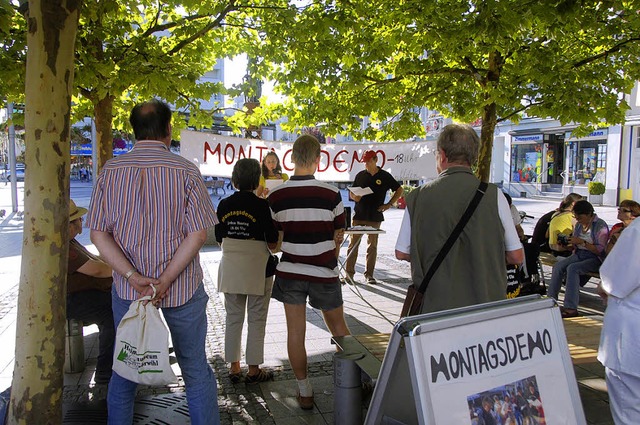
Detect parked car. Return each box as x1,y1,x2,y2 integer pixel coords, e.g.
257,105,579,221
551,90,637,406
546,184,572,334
5,165,26,182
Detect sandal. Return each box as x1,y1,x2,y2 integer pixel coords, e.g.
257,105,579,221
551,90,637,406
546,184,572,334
561,308,579,318
229,371,243,384
245,369,274,385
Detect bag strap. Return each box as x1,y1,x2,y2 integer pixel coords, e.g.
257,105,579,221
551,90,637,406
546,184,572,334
416,181,489,294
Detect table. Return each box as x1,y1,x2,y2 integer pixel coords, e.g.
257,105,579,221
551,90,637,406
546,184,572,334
338,228,386,284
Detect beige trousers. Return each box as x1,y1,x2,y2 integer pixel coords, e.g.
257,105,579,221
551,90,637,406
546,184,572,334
223,277,273,365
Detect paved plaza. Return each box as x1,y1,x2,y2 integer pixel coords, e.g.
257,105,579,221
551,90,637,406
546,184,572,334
0,180,619,424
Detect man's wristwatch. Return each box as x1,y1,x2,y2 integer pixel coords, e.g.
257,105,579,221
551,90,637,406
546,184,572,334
124,268,137,281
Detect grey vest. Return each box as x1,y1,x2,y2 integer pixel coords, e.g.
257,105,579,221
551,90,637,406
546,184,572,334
406,167,507,314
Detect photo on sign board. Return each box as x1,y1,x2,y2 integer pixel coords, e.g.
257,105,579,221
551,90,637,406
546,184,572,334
466,375,546,425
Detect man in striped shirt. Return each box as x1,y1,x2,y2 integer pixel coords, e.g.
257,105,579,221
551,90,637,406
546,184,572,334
268,134,350,410
86,99,220,425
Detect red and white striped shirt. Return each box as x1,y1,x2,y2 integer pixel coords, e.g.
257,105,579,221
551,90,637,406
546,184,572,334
86,140,218,307
268,176,345,283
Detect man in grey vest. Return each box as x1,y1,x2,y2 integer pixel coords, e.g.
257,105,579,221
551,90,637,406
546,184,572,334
395,124,523,314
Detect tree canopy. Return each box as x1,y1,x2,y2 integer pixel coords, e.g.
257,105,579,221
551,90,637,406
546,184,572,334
0,0,294,168
258,0,640,179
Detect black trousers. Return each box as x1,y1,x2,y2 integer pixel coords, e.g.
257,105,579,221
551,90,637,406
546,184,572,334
67,289,115,375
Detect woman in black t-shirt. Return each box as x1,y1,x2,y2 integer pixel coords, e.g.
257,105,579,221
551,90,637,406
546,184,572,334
215,159,279,384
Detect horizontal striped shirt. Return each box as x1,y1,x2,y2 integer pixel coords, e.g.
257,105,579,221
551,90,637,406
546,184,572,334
85,140,218,307
268,175,345,283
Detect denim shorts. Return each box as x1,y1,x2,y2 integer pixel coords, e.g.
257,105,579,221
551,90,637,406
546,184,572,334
272,277,343,311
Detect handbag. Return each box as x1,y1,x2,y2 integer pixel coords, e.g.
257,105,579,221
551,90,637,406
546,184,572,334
112,286,178,385
265,253,279,277
400,182,488,317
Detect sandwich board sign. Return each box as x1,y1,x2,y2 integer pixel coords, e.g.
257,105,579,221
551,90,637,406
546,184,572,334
365,296,586,425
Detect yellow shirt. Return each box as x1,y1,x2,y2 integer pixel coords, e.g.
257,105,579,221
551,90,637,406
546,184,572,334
259,173,289,187
548,211,574,246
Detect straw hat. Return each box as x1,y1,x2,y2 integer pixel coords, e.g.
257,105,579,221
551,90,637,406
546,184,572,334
69,199,88,222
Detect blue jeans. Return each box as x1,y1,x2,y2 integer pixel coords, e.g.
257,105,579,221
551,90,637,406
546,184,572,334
107,284,219,425
548,252,601,309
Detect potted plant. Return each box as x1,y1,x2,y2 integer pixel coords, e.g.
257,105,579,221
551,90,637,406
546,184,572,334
588,181,605,205
396,184,415,209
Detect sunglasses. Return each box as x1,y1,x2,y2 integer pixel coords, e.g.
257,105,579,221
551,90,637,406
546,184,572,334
618,207,632,213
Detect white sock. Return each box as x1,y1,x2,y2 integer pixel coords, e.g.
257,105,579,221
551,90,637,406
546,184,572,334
297,378,313,397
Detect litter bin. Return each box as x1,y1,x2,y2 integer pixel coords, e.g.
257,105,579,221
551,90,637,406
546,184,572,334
64,319,85,373
520,191,527,198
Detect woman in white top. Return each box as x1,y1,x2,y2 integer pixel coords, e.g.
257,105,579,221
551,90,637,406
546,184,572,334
597,217,640,424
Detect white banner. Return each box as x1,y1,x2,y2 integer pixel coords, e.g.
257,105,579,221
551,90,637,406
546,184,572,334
180,130,437,182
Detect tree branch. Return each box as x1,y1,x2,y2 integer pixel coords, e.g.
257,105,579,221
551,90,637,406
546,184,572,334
497,101,544,123
78,86,94,100
167,2,238,55
573,37,640,68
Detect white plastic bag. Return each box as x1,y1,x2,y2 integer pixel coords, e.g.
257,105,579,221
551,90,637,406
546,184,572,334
113,286,177,385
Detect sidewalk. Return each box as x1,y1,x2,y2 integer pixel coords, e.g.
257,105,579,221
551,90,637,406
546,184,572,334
0,182,616,424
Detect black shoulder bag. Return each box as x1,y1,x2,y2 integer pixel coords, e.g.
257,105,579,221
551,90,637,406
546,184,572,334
400,181,489,317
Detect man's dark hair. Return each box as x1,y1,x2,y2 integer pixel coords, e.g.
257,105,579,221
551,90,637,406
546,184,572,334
573,200,595,216
232,158,261,191
129,99,172,141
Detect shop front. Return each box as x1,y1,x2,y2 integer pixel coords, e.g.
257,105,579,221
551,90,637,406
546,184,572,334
506,129,570,198
510,134,543,183
564,129,608,187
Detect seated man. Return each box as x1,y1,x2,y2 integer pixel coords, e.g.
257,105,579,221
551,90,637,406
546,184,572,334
67,199,115,384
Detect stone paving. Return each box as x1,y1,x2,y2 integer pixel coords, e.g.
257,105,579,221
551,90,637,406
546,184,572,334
0,181,619,424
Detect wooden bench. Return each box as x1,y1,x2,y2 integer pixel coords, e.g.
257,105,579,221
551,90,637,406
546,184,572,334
335,315,604,380
538,252,601,281
204,179,226,198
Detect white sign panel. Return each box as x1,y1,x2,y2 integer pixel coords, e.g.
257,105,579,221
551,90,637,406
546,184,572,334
180,130,437,182
409,308,579,424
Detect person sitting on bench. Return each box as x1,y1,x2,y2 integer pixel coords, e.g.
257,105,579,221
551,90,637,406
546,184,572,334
548,193,583,257
67,199,115,384
547,200,609,318
605,200,640,254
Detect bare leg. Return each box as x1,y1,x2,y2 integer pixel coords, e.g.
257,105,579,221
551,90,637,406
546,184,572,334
322,305,350,337
283,303,308,380
230,361,241,374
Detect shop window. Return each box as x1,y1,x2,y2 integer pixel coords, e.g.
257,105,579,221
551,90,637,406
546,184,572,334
510,144,542,182
567,140,606,185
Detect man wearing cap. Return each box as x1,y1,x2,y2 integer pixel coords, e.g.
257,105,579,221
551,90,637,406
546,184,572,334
67,199,115,384
346,150,403,284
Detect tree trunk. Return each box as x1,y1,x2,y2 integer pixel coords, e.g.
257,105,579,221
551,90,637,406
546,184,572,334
9,1,80,424
94,95,114,171
476,49,502,183
477,101,497,182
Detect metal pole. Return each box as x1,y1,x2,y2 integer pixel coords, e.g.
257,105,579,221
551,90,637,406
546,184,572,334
7,102,18,212
334,352,364,424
